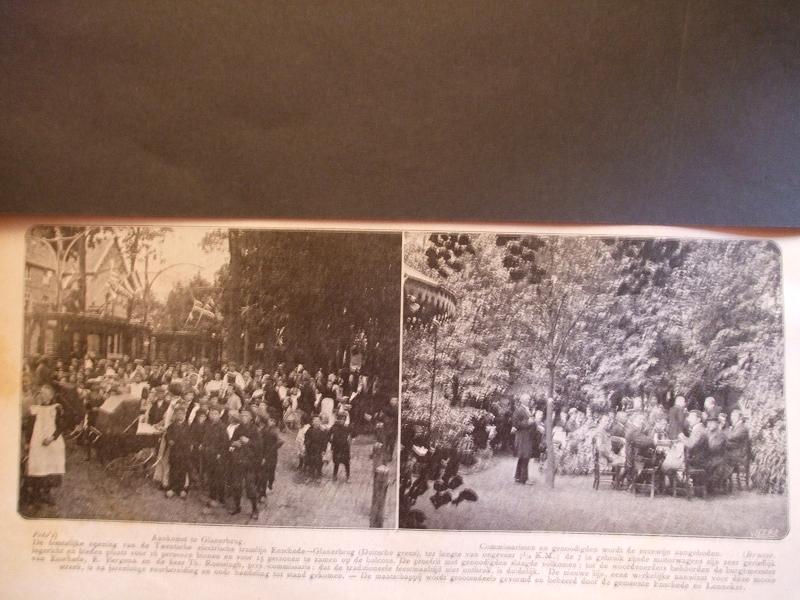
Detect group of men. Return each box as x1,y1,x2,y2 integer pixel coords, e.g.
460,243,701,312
602,395,751,493
507,392,751,491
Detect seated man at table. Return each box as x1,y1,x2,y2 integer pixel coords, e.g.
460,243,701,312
679,410,709,469
609,410,628,439
624,411,656,488
706,417,731,492
725,408,750,482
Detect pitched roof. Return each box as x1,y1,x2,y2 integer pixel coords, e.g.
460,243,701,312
26,234,130,278
26,239,57,271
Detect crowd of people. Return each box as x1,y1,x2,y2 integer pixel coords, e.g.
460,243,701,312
504,393,751,493
20,353,399,519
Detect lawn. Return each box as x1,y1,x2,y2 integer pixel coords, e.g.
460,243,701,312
412,455,788,539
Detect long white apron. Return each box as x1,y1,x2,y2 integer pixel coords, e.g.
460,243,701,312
27,404,66,477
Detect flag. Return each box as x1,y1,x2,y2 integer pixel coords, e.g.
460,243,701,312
203,299,223,322
108,270,135,300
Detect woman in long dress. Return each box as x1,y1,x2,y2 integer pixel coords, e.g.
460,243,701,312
24,383,66,505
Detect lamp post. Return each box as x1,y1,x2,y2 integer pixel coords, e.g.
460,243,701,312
140,255,203,325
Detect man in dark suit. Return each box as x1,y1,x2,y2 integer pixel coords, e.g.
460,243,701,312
624,411,656,486
147,385,169,425
227,409,262,519
725,409,750,465
512,394,535,485
202,405,229,508
706,417,731,490
667,395,687,439
680,410,709,468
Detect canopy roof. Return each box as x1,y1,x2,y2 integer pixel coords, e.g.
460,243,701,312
403,265,458,319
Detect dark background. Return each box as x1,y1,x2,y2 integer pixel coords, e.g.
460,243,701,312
1,1,798,227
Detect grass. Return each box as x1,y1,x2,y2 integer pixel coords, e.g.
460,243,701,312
411,455,788,539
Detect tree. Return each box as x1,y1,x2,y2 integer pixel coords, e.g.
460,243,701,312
118,226,172,318
153,274,216,331
403,232,786,493
222,230,401,383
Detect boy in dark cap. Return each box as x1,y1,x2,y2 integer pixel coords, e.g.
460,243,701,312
260,413,283,497
329,412,352,482
165,407,191,499
202,405,229,508
189,407,209,491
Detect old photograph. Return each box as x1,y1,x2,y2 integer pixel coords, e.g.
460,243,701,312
399,232,787,538
19,225,400,528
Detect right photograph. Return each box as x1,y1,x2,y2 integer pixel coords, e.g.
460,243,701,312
399,231,788,538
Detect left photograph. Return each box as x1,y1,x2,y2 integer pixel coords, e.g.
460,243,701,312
18,225,401,528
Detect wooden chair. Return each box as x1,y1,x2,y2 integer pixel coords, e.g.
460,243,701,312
671,447,707,500
592,436,625,490
629,443,658,498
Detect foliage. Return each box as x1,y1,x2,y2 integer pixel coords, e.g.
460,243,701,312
749,406,786,494
423,233,476,277
555,421,599,476
223,230,401,382
399,441,478,529
402,233,786,492
117,226,172,318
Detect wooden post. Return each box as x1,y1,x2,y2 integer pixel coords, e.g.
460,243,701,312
370,465,389,528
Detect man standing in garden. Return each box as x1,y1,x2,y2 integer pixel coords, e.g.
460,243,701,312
667,395,688,439
512,393,536,485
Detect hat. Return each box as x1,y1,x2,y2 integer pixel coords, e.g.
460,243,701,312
689,409,702,418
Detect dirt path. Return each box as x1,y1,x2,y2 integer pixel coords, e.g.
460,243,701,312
21,431,397,529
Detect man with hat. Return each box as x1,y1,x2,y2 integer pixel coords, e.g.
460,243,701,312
226,409,262,518
725,409,750,466
512,394,536,485
165,406,191,499
679,410,709,469
202,405,229,508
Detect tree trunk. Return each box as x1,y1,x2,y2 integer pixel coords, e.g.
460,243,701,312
546,365,556,488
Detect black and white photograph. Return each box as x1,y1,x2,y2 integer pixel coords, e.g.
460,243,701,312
399,231,787,538
18,225,400,528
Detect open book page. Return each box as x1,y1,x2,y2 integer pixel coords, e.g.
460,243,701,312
0,218,797,599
